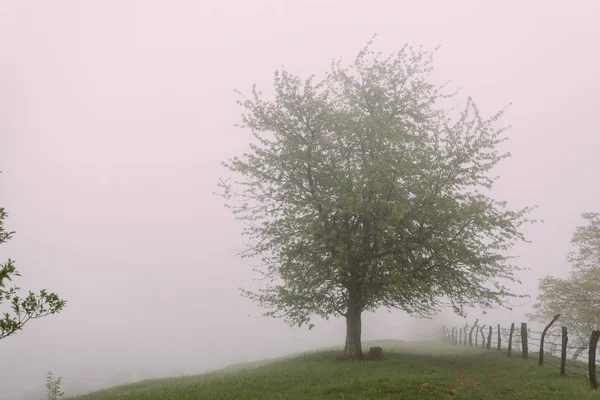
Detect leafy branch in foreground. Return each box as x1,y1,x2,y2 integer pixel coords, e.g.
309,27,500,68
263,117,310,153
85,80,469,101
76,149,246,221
0,206,66,340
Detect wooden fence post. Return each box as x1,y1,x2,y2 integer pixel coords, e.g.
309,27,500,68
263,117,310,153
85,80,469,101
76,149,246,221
497,324,501,351
457,327,460,345
508,322,515,357
466,325,470,345
454,327,458,345
560,326,567,376
480,325,486,348
469,319,479,347
539,314,560,366
589,330,600,389
487,326,492,350
453,327,457,345
521,322,528,360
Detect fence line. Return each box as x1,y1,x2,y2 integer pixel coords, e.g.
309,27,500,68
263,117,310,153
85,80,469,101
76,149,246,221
435,314,600,390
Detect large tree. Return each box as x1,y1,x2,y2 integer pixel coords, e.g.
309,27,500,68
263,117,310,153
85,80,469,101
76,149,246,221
528,212,600,359
0,205,66,340
219,41,533,360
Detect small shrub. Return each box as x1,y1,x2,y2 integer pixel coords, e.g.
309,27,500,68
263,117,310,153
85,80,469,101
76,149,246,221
45,371,64,400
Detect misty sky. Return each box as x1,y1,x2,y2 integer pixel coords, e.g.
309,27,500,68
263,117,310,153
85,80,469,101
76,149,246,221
1,1,599,398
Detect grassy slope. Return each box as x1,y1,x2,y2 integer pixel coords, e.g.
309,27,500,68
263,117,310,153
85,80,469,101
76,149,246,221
69,340,600,400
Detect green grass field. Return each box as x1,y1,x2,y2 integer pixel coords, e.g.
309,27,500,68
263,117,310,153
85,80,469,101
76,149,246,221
68,340,600,399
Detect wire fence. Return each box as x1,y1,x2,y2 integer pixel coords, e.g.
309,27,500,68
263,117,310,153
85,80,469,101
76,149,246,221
435,314,600,390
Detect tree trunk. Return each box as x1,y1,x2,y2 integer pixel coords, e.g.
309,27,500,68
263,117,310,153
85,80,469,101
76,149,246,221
343,308,363,360
572,347,585,361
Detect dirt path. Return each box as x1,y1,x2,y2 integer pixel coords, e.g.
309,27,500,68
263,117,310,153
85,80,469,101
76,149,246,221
432,359,480,399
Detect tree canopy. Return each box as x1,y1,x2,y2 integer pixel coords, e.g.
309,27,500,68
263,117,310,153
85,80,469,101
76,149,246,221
219,41,533,359
528,212,600,358
0,206,66,340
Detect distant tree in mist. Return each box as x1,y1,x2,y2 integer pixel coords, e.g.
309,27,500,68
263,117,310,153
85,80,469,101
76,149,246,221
0,193,66,340
528,212,600,359
218,39,534,360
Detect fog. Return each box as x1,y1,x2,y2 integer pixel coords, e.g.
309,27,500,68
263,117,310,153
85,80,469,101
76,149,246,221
1,0,599,398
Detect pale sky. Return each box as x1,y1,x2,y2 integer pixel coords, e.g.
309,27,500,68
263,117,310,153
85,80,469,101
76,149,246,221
1,1,599,398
